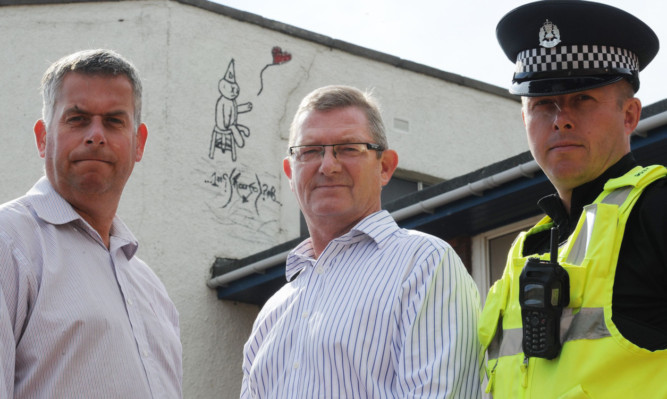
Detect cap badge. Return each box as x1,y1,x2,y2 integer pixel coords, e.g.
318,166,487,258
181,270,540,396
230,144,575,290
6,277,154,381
539,19,561,48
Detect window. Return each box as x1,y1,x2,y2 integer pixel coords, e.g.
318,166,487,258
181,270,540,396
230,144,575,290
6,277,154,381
381,176,428,206
471,215,543,304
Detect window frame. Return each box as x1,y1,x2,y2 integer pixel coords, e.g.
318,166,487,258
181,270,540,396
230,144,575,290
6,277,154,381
471,215,543,304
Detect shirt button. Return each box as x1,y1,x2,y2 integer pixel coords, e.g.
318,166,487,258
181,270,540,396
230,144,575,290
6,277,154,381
142,350,149,357
315,267,325,275
127,298,133,306
302,312,309,319
293,362,299,369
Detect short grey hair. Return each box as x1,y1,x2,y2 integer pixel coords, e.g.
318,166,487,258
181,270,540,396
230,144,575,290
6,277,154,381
289,85,387,152
40,49,143,129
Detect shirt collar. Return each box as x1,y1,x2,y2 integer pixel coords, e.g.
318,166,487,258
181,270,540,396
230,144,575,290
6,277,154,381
285,210,398,281
27,177,139,258
29,177,82,225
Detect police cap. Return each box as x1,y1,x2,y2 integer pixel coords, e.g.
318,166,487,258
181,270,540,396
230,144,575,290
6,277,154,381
497,0,659,96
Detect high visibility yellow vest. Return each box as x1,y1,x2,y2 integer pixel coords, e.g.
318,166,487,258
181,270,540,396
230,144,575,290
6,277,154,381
479,165,667,399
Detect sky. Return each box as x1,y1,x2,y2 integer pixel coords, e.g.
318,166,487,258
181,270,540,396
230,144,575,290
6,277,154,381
213,0,667,107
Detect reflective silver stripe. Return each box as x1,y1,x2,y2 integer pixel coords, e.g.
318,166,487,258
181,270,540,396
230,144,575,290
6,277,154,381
490,308,610,359
497,328,522,359
487,318,502,360
562,307,611,342
600,186,633,206
565,186,633,266
489,328,520,359
565,205,595,265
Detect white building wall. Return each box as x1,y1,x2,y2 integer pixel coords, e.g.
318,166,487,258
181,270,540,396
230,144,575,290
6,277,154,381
0,1,527,397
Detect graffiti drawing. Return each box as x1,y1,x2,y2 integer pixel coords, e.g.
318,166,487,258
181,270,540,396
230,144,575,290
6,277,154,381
202,47,294,242
205,167,281,215
209,59,253,161
257,46,292,95
202,163,283,245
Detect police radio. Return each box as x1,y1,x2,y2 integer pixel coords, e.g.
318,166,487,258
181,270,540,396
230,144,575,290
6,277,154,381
519,227,570,359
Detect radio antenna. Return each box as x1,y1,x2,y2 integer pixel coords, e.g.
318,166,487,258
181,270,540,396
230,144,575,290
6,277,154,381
550,227,559,263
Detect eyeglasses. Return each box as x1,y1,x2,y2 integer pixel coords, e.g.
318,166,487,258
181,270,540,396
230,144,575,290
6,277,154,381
288,142,384,163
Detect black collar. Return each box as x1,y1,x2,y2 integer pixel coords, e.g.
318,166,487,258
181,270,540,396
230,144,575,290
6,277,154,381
537,153,638,239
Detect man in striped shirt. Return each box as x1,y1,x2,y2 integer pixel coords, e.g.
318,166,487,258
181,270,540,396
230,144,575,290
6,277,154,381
0,50,182,398
241,85,482,398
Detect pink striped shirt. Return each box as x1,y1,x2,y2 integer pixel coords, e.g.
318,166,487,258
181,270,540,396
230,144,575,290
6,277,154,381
0,178,182,398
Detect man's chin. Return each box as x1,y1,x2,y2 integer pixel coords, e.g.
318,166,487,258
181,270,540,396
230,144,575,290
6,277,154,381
309,202,353,218
547,168,592,190
70,174,115,195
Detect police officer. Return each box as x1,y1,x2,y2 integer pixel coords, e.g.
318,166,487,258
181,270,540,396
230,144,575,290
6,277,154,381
478,1,667,397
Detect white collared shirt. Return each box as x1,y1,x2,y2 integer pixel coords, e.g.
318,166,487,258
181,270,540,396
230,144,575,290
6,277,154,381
242,211,481,398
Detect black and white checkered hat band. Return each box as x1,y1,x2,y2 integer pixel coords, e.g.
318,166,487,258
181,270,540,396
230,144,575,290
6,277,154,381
515,45,639,73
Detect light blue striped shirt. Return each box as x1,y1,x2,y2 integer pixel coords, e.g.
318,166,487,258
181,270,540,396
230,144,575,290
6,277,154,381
0,177,182,398
241,211,482,398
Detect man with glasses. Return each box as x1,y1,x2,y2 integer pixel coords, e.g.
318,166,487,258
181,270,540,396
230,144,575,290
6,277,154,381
240,85,482,399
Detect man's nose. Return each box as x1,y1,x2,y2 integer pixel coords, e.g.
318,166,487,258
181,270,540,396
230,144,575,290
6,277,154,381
85,118,107,145
318,146,342,174
553,103,574,131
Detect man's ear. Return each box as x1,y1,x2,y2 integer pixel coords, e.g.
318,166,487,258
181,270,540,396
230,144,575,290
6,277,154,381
623,97,642,137
34,120,47,158
283,157,292,179
522,108,527,127
135,123,148,162
379,149,399,186
283,157,295,191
